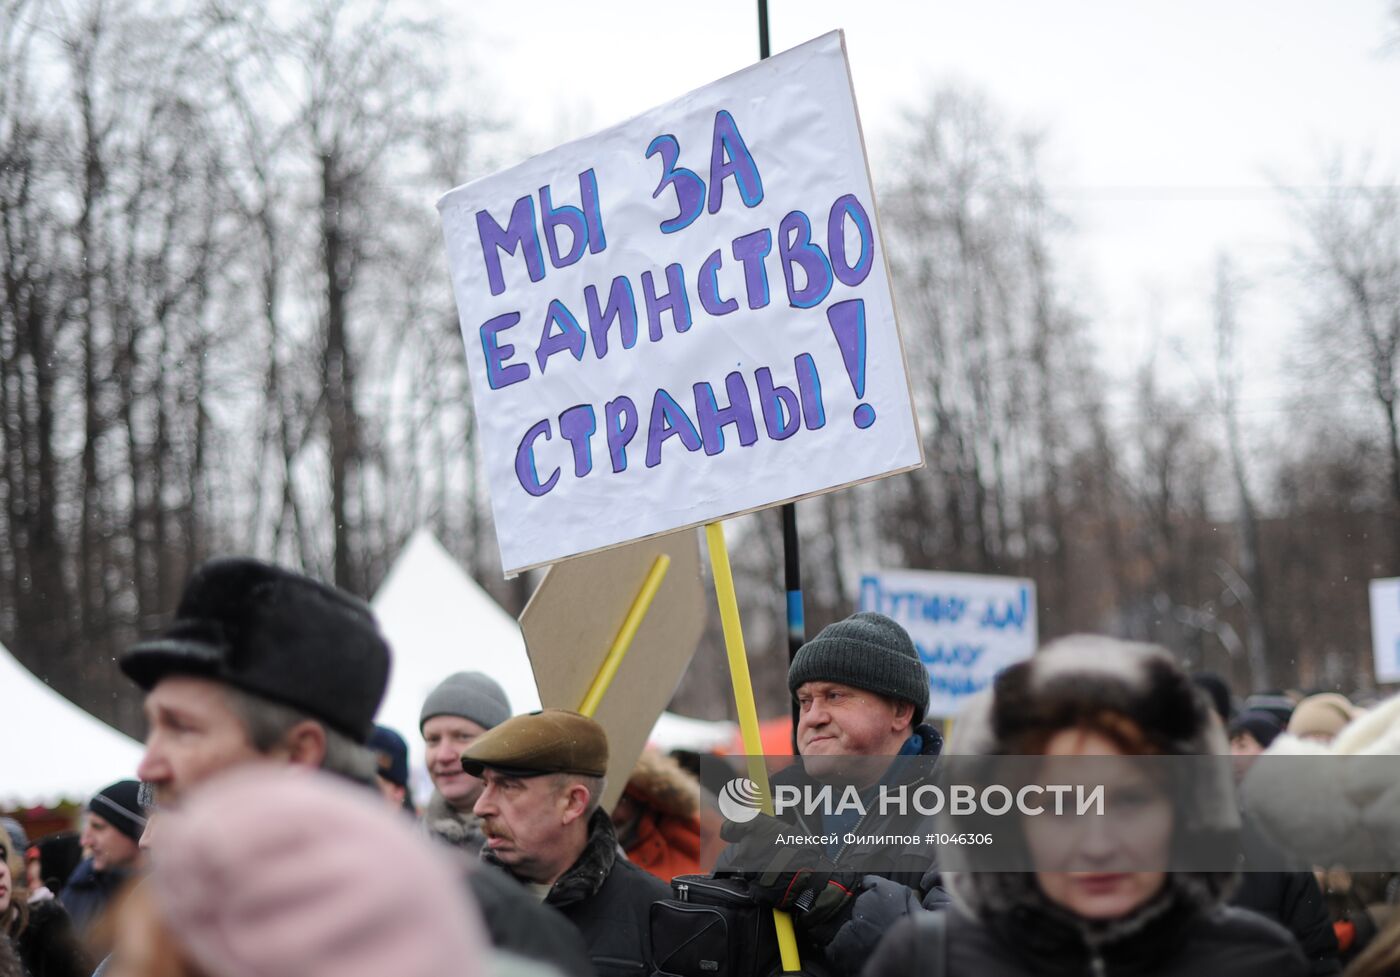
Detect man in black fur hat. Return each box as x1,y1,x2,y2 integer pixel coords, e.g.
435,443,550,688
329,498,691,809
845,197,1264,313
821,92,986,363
122,558,392,805
120,557,593,977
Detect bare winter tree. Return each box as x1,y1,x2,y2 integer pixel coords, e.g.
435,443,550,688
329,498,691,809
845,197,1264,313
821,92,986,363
204,0,490,598
1289,162,1400,562
1210,253,1272,689
0,0,73,674
865,88,1118,630
1116,357,1224,662
0,0,497,732
0,0,246,726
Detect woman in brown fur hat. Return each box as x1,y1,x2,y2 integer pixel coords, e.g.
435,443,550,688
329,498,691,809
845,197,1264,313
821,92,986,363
864,635,1308,977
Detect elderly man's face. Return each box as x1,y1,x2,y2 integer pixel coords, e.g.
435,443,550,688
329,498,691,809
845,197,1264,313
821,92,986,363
795,681,913,773
137,676,265,808
473,770,581,883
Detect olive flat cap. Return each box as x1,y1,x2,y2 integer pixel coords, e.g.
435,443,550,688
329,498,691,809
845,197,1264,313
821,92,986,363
461,709,608,779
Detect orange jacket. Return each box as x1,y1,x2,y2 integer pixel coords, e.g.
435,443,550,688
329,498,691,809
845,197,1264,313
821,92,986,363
624,809,701,884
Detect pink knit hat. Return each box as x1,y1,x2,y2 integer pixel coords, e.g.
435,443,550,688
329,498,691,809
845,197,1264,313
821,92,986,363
152,766,486,977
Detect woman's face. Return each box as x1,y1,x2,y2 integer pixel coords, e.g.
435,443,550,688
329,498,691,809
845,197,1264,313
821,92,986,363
1026,728,1171,920
0,844,12,914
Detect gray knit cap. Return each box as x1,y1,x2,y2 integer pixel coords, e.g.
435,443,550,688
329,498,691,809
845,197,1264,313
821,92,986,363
788,612,929,724
0,817,27,854
420,671,512,732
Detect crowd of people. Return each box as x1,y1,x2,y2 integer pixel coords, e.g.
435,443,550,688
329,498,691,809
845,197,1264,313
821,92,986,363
2,555,1398,977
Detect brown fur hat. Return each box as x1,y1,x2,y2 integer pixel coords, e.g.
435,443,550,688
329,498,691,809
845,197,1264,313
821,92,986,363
945,635,1238,919
623,749,699,819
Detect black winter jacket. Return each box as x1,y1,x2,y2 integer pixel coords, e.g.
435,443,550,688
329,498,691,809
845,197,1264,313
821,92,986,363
1232,819,1340,975
465,864,595,977
492,810,669,977
56,860,126,939
714,725,947,976
1233,871,1340,975
863,881,1307,977
11,900,91,977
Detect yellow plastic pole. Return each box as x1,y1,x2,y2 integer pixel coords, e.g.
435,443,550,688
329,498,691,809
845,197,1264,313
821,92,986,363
577,554,672,718
705,522,803,975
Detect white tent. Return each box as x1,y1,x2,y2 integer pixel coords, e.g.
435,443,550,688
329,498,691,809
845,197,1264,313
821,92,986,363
371,530,542,801
1,641,144,808
649,711,736,753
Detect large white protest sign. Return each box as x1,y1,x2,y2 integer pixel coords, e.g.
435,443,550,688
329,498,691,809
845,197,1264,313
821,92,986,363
1370,578,1400,683
439,32,921,574
859,569,1037,718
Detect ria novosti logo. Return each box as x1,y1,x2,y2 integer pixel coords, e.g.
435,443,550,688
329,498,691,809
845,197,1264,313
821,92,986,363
716,777,1106,820
718,777,764,823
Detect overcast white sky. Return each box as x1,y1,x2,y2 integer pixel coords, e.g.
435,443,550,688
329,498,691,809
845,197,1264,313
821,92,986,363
453,0,1400,417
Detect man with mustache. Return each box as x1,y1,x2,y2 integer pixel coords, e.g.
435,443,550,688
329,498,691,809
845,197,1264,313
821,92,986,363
464,709,670,977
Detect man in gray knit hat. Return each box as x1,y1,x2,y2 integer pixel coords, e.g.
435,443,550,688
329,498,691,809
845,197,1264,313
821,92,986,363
788,611,934,776
714,612,944,977
420,671,512,853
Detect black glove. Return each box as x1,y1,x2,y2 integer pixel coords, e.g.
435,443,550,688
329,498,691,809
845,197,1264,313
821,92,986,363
825,876,926,974
792,866,861,926
750,860,833,911
716,812,797,899
718,812,859,920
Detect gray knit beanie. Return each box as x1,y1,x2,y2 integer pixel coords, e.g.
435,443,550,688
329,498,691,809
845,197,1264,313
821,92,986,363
788,612,929,724
0,817,27,854
420,671,511,732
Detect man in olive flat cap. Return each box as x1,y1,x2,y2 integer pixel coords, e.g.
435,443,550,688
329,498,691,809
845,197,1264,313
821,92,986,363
464,708,669,975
